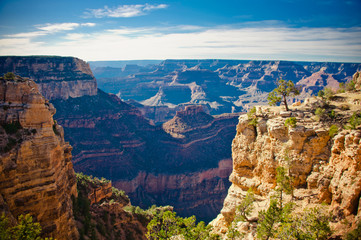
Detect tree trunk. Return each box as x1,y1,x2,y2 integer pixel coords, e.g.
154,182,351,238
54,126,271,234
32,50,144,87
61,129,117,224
283,95,289,111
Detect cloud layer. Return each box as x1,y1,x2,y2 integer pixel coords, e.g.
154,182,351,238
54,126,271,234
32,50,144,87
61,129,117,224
84,4,168,18
1,22,360,62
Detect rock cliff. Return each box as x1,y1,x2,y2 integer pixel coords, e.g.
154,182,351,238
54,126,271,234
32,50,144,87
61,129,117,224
0,56,97,100
211,90,361,237
0,75,78,239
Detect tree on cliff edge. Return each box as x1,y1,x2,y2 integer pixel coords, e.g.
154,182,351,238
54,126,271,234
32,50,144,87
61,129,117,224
268,79,300,111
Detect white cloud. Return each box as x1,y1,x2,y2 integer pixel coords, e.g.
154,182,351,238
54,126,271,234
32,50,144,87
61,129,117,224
37,23,80,32
1,24,360,63
81,23,96,27
5,22,96,39
84,4,168,18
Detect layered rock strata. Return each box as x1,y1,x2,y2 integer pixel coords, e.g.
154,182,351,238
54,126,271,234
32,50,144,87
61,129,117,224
52,92,238,221
212,93,361,236
0,56,97,100
0,76,78,239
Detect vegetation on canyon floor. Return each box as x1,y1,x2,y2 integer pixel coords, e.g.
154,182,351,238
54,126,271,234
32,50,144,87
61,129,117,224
0,214,53,240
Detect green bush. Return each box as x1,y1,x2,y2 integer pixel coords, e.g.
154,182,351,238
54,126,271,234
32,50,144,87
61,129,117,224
247,107,258,126
146,210,217,240
346,79,356,91
329,125,338,137
328,109,336,119
315,108,326,121
0,213,53,240
4,72,16,80
284,117,297,128
318,88,334,102
345,112,361,130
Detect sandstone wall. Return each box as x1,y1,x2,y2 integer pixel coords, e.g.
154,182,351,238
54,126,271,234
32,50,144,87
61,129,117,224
212,96,361,235
0,76,78,239
0,56,97,100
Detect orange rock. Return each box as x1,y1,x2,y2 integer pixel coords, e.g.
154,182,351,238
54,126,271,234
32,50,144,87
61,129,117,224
0,76,78,239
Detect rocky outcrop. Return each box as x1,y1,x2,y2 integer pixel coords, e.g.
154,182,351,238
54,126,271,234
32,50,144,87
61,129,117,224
317,130,361,216
0,76,78,239
0,56,97,100
354,71,361,90
211,92,361,236
163,105,214,137
75,174,148,240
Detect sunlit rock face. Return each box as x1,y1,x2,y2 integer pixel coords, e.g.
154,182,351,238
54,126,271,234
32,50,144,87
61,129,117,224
0,76,78,239
211,93,361,237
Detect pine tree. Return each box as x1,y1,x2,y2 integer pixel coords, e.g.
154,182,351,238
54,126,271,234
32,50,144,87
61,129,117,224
268,79,300,111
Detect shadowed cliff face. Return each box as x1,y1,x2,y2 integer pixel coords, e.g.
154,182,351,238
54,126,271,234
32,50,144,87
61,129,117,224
52,94,238,221
0,76,78,239
0,56,97,100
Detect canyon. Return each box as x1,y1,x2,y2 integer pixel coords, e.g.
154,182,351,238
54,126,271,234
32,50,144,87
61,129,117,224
0,56,238,222
1,56,360,233
91,59,361,123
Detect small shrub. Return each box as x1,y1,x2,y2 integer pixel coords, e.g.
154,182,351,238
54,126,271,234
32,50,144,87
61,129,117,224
112,187,128,200
345,112,361,130
284,117,297,128
329,125,338,137
4,72,16,80
318,88,334,102
346,79,356,91
338,82,346,93
247,107,258,126
315,108,326,121
328,110,336,119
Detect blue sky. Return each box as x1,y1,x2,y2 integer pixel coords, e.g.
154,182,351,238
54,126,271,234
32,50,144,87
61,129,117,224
0,0,360,62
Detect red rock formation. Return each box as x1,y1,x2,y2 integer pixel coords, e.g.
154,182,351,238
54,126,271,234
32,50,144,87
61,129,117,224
88,181,113,205
0,76,78,239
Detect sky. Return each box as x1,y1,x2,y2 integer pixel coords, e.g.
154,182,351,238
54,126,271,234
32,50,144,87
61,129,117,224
0,0,361,62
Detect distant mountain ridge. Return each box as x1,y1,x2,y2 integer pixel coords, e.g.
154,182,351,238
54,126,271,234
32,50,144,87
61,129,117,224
92,59,361,123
